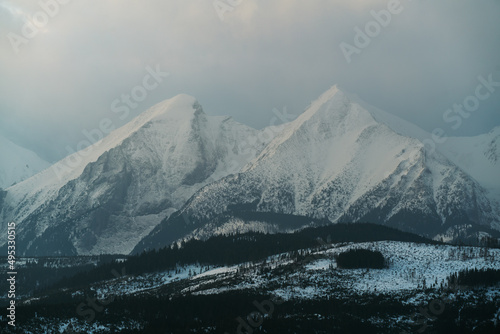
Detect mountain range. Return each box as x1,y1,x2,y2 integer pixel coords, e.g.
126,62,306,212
1,86,499,256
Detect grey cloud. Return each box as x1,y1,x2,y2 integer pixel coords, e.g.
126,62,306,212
0,0,499,162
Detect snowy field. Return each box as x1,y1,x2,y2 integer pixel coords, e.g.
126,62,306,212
75,241,500,304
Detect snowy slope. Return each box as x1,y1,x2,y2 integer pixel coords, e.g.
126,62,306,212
436,128,500,229
340,89,499,202
137,86,499,251
62,241,500,304
334,88,431,144
0,134,50,189
438,127,500,191
0,95,274,256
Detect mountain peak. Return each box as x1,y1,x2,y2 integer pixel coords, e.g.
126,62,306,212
288,84,374,136
146,93,200,123
317,84,342,100
304,85,345,113
0,93,270,255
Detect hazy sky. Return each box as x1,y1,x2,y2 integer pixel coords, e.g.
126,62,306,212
1,0,499,162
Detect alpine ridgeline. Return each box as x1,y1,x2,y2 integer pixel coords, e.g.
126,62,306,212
135,86,500,253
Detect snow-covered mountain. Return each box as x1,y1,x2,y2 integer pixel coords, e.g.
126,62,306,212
0,94,273,255
2,86,498,256
335,89,500,202
0,134,50,189
136,86,500,252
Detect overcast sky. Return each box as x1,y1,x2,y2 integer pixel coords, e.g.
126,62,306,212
1,0,499,162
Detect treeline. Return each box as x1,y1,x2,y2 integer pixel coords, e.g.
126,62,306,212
13,288,500,334
335,249,386,269
10,290,405,333
43,220,432,293
448,268,500,287
0,255,124,304
133,211,435,253
479,236,500,248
